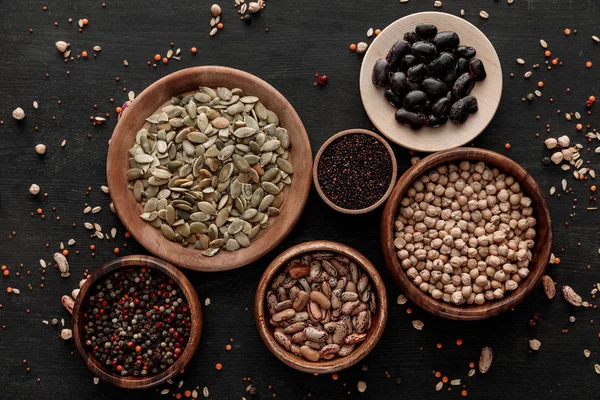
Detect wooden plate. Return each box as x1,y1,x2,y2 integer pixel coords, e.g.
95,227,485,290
254,241,388,374
380,148,552,320
107,66,313,271
312,129,398,214
359,12,502,152
72,255,202,389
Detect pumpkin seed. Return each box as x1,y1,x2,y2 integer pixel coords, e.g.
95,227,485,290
127,86,292,254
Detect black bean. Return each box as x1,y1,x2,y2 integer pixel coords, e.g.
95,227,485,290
452,72,476,98
407,63,428,83
469,59,487,81
395,109,427,130
421,77,448,100
415,23,438,40
386,40,411,70
455,58,470,76
411,41,437,61
389,72,409,97
443,71,458,88
423,101,432,114
372,59,390,87
449,96,478,123
401,54,418,71
433,31,460,51
455,45,476,59
403,31,421,44
407,80,421,92
403,90,428,112
431,96,451,117
384,88,404,108
427,52,455,77
427,114,448,127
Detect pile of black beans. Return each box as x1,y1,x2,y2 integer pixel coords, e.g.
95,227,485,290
372,23,486,130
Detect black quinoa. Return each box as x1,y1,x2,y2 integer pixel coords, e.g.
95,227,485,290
317,134,393,210
82,267,191,377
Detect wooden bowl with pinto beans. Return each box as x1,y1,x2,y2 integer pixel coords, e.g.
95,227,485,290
381,148,553,321
254,241,388,374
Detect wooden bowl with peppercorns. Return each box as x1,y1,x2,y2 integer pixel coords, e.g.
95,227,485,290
255,240,388,374
72,255,202,389
313,129,398,214
381,148,552,320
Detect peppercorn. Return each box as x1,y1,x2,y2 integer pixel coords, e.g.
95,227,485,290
82,267,191,377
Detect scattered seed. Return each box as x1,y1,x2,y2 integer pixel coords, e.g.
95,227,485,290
161,389,170,395
550,186,556,196
584,349,591,358
562,179,567,191
479,10,489,19
33,101,39,109
540,39,548,48
517,58,525,65
435,381,443,391
203,387,209,398
205,298,211,306
529,339,541,351
524,71,532,78
210,27,218,36
433,1,442,8
357,381,367,393
450,379,461,386
468,368,476,377
367,28,374,38
478,346,493,373
593,36,600,43
29,184,40,195
412,320,424,330
595,364,600,375
92,206,102,214
397,294,408,305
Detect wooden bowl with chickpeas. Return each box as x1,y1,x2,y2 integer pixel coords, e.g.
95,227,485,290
381,148,552,320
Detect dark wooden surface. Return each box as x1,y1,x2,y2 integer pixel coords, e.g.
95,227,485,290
1,0,599,398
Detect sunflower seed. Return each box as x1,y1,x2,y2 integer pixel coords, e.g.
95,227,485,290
479,10,489,19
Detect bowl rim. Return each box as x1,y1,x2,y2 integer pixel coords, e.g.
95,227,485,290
313,129,398,214
72,255,202,389
380,148,553,320
254,240,388,374
359,11,503,152
106,65,313,272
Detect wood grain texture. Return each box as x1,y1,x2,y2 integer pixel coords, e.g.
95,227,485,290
360,12,502,152
381,148,553,320
0,0,600,399
72,255,202,389
312,129,398,214
254,241,388,374
107,66,313,272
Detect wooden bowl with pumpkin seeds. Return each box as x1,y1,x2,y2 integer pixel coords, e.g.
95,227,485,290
255,240,388,374
107,66,313,271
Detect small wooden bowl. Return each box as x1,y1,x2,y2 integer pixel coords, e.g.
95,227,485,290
255,240,388,374
313,129,398,214
72,255,202,389
381,148,553,320
360,12,502,152
107,66,313,272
